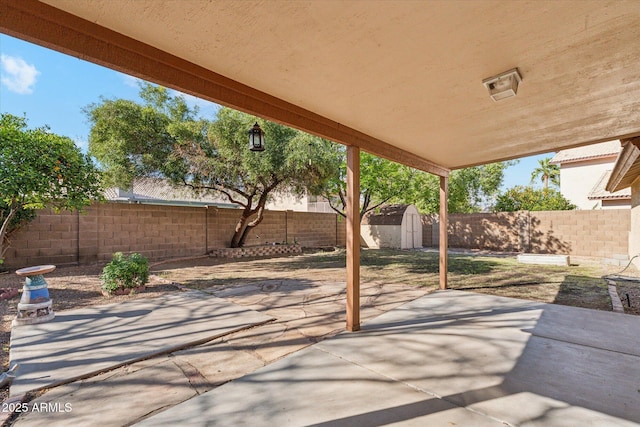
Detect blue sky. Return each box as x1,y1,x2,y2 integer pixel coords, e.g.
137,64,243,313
1,34,551,190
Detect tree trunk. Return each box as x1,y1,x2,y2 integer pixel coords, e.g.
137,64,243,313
0,207,17,262
236,198,269,247
229,194,271,248
230,211,251,248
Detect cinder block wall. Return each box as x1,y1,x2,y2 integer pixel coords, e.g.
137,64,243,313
426,209,630,258
4,203,346,269
421,215,434,247
8,204,628,268
286,211,342,247
447,212,522,252
91,204,207,263
336,215,347,246
530,210,629,257
7,209,80,267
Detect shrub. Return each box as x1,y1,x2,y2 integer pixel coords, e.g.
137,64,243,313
101,252,149,295
494,186,577,212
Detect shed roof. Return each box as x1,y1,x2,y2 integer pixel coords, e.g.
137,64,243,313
362,205,412,226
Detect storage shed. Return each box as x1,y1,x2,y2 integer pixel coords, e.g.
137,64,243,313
361,204,422,249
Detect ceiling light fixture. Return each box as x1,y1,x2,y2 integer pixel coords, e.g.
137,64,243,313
482,68,522,102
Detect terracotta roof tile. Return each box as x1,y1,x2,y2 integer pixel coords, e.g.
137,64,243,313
550,140,621,164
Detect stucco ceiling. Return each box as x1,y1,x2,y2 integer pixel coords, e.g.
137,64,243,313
9,0,640,170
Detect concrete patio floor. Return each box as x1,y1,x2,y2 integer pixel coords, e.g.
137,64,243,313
9,279,427,426
9,291,273,396
138,290,640,426
7,281,640,426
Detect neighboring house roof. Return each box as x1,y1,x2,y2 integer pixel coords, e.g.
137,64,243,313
362,204,410,225
104,177,238,208
550,140,621,164
587,170,631,200
606,138,640,193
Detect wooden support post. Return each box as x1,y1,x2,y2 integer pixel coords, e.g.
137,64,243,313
439,175,448,290
346,145,361,331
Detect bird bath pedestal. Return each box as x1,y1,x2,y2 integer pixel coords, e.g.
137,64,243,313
13,265,56,326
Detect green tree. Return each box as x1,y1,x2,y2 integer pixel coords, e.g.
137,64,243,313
319,152,512,217
86,84,197,188
87,84,340,247
530,157,560,189
0,113,102,265
320,150,416,219
494,186,576,211
407,162,514,213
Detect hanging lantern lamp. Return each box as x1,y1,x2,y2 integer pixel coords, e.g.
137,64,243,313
248,122,265,152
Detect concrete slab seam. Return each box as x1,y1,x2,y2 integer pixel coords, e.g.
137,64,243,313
10,317,275,397
313,344,515,427
529,330,639,358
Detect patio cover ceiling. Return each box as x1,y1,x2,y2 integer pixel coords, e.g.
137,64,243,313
3,1,640,174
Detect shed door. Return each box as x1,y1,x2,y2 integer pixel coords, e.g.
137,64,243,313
406,213,419,249
412,214,422,248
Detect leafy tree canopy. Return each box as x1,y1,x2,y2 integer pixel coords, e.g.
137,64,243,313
320,150,416,219
494,186,576,212
0,113,102,263
320,151,513,218
87,83,340,247
405,161,514,214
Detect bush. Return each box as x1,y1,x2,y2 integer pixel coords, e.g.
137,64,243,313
101,252,149,295
494,186,577,212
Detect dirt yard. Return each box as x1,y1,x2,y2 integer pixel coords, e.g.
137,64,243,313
1,248,638,403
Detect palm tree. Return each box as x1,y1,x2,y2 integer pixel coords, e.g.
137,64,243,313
530,157,560,189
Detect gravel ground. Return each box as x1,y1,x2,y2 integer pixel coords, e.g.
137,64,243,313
615,279,640,315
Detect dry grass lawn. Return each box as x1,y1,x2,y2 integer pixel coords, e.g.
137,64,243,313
153,248,630,312
2,248,638,401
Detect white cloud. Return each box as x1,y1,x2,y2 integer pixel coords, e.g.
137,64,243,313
0,54,40,94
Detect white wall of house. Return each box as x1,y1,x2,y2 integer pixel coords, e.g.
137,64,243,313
267,193,333,212
266,193,308,212
560,157,616,209
631,178,640,269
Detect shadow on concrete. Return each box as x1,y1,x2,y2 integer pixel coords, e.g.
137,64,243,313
9,292,273,397
137,291,640,426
